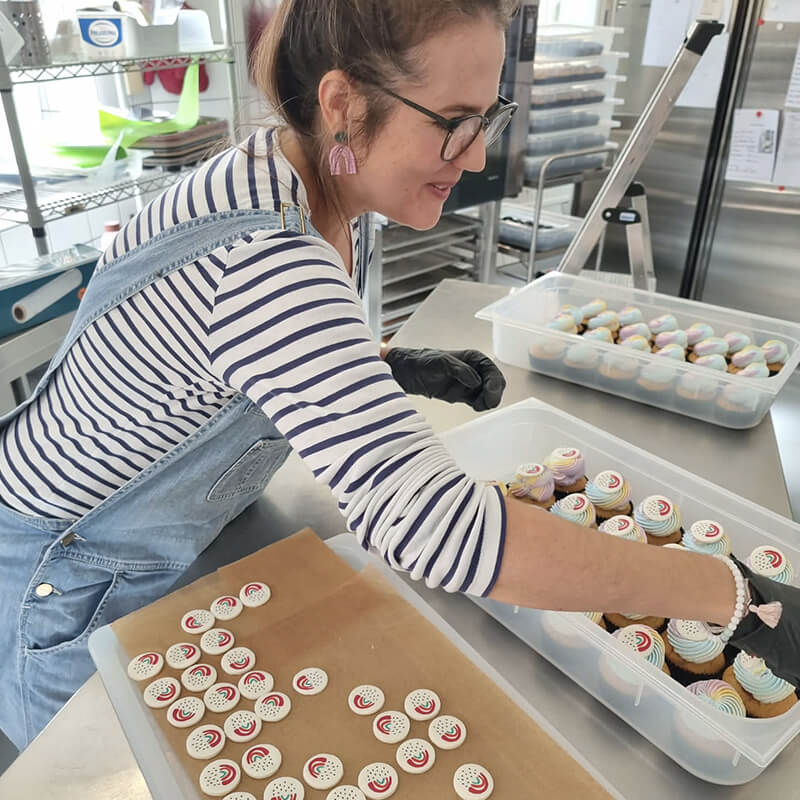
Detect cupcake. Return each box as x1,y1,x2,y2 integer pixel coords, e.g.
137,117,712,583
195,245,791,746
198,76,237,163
737,362,770,378
664,619,726,684
635,363,675,399
689,337,728,364
560,304,586,333
761,339,789,375
675,370,719,416
654,343,687,361
562,343,599,383
600,625,670,696
617,305,643,326
507,463,556,509
619,334,651,352
653,330,688,354
634,495,683,545
547,313,579,335
693,354,727,371
585,471,633,519
649,314,678,335
618,322,651,343
723,331,751,357
598,515,647,543
550,493,596,527
597,351,639,390
681,520,731,556
686,322,715,351
729,345,766,375
746,545,794,584
715,384,762,427
586,310,619,337
583,610,607,629
675,679,746,762
581,298,606,324
583,326,614,343
529,339,567,374
723,653,798,718
544,447,587,495
541,610,606,650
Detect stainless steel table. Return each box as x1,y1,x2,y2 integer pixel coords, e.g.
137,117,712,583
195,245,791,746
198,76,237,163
2,280,798,800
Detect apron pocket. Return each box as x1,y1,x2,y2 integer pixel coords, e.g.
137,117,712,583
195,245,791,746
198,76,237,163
207,437,290,502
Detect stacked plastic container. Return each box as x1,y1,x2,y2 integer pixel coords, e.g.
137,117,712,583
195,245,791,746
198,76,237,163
526,25,627,182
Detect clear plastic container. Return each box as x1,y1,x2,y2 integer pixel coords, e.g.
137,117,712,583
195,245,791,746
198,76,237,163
499,210,581,252
531,76,625,111
535,24,623,61
438,397,800,784
524,148,615,181
529,99,622,134
526,121,621,157
475,273,800,429
534,52,628,85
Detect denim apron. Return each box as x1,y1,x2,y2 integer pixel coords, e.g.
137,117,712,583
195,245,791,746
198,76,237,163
0,205,360,750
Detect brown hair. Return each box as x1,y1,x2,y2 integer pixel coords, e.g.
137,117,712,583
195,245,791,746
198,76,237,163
251,0,519,227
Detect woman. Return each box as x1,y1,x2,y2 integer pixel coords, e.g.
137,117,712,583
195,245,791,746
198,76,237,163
0,0,797,751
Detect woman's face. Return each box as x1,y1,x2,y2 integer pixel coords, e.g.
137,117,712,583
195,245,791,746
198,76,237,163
353,16,507,230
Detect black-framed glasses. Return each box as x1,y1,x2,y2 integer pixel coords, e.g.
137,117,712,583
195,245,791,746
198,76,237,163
381,89,518,162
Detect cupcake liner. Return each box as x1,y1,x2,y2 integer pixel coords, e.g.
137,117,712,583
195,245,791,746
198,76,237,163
722,666,798,718
664,640,725,686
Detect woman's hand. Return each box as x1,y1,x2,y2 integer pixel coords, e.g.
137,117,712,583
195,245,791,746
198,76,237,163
730,557,800,684
385,348,506,411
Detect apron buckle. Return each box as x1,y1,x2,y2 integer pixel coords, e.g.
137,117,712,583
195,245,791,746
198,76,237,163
280,203,307,235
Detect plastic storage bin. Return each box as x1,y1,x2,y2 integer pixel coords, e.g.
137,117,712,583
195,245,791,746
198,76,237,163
528,99,622,134
534,51,627,85
476,272,800,429
535,24,623,61
526,121,621,157
438,397,800,784
499,210,581,253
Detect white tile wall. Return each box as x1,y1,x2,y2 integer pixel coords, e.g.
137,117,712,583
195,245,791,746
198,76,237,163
47,214,92,253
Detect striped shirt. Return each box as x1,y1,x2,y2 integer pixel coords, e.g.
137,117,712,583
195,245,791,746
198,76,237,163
0,128,505,596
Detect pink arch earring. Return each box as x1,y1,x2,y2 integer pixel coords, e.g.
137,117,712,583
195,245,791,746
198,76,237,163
329,131,358,176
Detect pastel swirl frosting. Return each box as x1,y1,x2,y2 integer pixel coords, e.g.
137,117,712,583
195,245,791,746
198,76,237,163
581,298,607,319
599,515,647,543
681,520,731,556
619,322,651,341
649,314,678,334
548,313,578,333
666,619,724,664
693,354,727,371
723,331,752,354
619,335,651,351
508,463,555,503
614,625,666,669
561,304,585,326
733,652,796,704
543,447,586,487
654,330,688,350
739,362,770,378
550,493,596,527
565,344,598,367
588,310,619,332
686,322,715,346
747,546,795,584
762,339,789,364
583,326,614,343
688,680,746,717
731,345,766,368
634,495,681,537
585,470,631,511
693,337,729,357
655,343,686,360
583,611,604,625
617,305,643,326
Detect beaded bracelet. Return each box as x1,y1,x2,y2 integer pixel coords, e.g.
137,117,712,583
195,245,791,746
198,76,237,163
712,554,749,642
710,554,783,642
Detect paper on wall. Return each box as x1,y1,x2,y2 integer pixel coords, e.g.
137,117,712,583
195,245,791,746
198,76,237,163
786,41,800,108
725,109,780,183
642,0,694,68
773,111,800,188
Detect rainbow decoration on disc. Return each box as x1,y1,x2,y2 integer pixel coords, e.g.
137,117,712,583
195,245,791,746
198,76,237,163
157,685,177,701
354,694,374,709
368,777,393,793
442,724,462,743
247,746,271,763
309,756,328,777
296,675,313,691
219,764,237,786
408,750,429,768
377,715,392,735
264,693,284,706
172,707,192,722
204,728,223,747
470,773,490,794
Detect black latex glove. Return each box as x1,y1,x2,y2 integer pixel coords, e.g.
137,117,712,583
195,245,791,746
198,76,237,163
385,348,506,412
729,556,800,685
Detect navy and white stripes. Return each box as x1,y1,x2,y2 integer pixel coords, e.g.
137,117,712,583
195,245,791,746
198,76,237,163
0,128,505,597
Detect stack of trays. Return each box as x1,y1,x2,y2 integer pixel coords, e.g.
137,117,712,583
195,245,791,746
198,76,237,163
130,117,230,169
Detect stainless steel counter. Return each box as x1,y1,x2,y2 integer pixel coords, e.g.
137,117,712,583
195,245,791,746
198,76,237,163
2,280,798,800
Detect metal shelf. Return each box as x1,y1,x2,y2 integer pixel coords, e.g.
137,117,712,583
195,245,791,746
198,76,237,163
382,266,470,305
0,167,193,224
7,47,234,84
382,215,481,253
382,249,474,285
